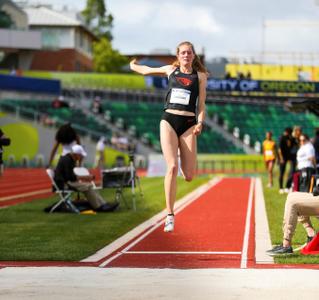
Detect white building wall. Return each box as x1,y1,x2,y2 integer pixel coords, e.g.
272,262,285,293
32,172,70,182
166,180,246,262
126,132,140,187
74,28,93,58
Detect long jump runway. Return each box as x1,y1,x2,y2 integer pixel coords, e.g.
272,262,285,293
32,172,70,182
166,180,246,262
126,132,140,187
4,177,319,300
97,177,255,269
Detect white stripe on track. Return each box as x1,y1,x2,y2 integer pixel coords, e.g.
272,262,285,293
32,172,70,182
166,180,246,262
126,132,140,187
123,251,241,255
240,178,255,269
254,177,274,264
0,189,51,202
96,178,222,267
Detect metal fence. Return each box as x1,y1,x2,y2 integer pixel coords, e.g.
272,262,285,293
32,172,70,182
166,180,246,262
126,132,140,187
197,159,264,174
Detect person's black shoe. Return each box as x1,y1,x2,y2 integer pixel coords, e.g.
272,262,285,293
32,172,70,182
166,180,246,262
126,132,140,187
266,244,282,253
267,245,293,256
96,202,119,212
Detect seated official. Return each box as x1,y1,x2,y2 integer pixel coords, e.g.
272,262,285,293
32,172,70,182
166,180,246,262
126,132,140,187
267,191,318,256
54,144,118,212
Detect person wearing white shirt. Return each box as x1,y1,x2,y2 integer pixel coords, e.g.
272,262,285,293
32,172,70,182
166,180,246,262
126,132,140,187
95,136,106,169
297,134,316,170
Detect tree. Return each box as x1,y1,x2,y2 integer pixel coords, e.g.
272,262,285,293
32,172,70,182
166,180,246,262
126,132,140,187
82,0,127,73
93,37,128,73
81,0,113,40
0,11,13,28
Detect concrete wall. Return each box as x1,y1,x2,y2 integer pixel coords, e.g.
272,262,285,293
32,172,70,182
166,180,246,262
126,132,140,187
0,28,41,50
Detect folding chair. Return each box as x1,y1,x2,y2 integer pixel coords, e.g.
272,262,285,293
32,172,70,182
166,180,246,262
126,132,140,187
46,169,80,214
73,167,101,190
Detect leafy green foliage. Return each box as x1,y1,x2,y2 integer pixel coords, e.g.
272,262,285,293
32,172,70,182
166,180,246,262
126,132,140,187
81,1,128,72
81,0,113,40
0,11,13,28
93,37,128,73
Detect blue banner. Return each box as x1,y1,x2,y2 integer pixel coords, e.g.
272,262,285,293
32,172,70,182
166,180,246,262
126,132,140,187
206,79,319,94
0,74,61,95
147,76,319,94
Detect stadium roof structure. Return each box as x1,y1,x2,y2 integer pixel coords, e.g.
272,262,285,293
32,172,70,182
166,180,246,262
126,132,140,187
0,1,41,51
24,6,87,28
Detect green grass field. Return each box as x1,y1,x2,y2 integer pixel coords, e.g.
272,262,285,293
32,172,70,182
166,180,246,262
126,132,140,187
20,70,147,90
1,69,148,89
0,175,211,261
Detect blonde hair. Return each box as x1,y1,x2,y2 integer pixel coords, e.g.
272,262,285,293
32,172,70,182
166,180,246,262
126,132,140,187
292,125,302,138
172,41,208,74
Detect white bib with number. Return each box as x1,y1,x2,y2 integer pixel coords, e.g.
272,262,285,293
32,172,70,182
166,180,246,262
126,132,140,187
265,150,273,156
169,88,191,105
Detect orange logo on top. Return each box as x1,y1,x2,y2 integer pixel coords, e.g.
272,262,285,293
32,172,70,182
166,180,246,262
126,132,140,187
176,77,192,86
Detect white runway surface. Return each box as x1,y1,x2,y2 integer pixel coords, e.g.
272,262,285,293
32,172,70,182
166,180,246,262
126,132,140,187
1,267,319,300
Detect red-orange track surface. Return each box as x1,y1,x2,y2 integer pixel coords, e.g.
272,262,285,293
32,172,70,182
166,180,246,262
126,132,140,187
101,178,253,268
0,168,52,207
0,168,103,208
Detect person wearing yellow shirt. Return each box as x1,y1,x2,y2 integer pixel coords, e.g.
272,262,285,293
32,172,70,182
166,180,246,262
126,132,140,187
263,131,277,188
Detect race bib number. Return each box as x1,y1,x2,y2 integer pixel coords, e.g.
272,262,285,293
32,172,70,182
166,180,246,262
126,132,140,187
265,150,273,156
169,88,190,105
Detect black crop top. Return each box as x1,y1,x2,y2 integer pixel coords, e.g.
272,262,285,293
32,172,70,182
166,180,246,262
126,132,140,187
164,67,199,113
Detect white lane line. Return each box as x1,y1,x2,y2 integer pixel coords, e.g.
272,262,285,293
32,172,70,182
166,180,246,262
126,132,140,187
123,251,242,255
240,178,255,269
97,178,222,267
254,177,274,264
84,178,222,263
0,189,51,202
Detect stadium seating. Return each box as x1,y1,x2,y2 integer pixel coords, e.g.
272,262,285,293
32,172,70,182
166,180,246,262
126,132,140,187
4,98,317,154
1,99,112,141
207,102,319,147
102,101,244,153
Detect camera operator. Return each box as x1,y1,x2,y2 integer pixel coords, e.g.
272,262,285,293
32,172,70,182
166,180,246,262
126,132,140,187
0,129,11,176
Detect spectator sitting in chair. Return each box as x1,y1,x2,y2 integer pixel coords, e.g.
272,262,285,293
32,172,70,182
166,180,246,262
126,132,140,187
266,190,318,256
54,144,119,212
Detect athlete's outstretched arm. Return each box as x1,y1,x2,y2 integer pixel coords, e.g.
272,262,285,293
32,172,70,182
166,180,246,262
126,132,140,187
130,58,174,76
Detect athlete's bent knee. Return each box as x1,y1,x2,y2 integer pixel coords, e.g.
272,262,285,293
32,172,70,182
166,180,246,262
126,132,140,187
167,164,178,177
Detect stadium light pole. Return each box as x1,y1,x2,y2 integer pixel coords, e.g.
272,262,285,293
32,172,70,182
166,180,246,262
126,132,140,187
261,17,266,63
261,17,266,78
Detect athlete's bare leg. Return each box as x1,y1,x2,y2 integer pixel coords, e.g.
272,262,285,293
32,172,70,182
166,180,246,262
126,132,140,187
179,126,197,182
266,160,274,187
160,120,179,214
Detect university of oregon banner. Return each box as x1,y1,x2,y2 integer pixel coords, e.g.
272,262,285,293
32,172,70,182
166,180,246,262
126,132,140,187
149,76,319,95
206,78,319,94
